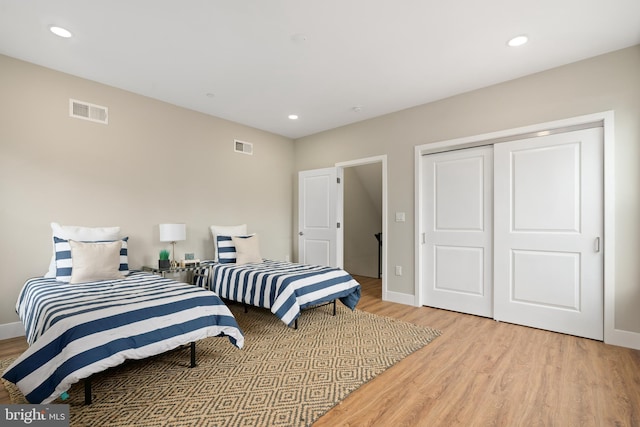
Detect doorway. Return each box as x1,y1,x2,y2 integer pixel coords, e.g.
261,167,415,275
342,164,383,279
337,156,387,300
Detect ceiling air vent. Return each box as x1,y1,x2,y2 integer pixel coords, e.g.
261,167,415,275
69,99,108,124
234,139,253,155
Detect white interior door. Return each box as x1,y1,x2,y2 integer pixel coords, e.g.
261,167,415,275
494,128,603,340
422,146,493,317
298,168,338,267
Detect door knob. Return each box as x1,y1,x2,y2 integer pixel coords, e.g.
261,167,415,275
299,231,304,236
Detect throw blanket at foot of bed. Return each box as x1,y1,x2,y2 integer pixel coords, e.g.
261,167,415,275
2,272,244,404
205,260,362,326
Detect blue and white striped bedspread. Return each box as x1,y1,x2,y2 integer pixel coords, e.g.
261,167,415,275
205,260,361,326
2,271,244,404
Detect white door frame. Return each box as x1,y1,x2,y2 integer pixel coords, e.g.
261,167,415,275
336,155,388,300
414,111,629,348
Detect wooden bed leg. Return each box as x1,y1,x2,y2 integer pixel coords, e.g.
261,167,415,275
84,378,92,405
333,299,337,316
190,341,196,368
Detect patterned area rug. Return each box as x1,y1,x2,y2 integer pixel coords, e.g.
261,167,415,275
1,303,440,427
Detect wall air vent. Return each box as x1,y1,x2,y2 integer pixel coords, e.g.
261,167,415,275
234,139,253,155
69,99,108,124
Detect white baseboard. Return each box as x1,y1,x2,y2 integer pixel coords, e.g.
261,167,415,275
0,322,25,340
605,328,640,350
383,290,417,306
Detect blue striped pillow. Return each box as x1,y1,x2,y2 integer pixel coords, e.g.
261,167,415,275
192,266,209,287
54,236,130,282
216,235,252,264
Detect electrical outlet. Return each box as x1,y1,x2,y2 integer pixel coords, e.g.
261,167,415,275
395,265,402,276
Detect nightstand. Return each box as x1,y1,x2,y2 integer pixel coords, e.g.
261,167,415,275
142,264,202,280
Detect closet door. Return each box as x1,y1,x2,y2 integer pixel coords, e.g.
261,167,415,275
422,146,493,317
493,128,603,340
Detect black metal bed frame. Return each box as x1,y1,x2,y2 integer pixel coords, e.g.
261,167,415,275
241,298,337,329
82,341,197,405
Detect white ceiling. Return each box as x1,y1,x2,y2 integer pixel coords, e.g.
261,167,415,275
1,1,639,139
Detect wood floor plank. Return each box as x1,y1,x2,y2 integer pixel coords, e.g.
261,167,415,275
1,275,639,426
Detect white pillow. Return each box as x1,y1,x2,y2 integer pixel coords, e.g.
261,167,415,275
209,224,247,261
232,234,263,265
54,236,130,281
44,222,120,277
68,240,124,284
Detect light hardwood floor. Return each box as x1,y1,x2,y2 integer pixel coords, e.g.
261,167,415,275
1,276,639,426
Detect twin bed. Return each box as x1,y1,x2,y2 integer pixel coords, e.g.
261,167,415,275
2,272,244,404
2,223,362,404
199,260,361,328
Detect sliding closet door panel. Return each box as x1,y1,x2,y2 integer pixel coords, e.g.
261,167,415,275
494,128,603,340
422,146,493,317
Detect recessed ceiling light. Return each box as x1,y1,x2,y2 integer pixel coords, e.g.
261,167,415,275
352,106,363,113
507,35,528,47
205,92,215,98
49,26,72,38
288,114,299,120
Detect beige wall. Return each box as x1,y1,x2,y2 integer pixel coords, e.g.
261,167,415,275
0,54,294,325
294,45,640,334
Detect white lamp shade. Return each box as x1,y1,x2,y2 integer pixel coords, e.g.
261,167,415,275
159,223,186,242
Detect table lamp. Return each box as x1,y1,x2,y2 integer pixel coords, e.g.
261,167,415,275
159,223,186,267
